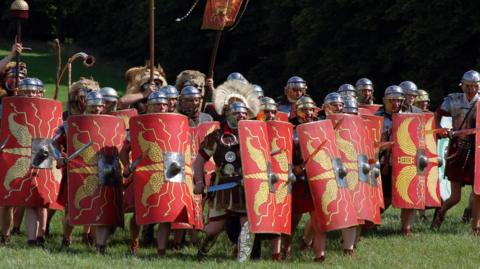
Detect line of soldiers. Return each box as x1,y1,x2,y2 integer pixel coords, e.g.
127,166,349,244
0,42,479,263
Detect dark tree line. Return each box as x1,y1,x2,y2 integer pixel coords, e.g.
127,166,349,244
2,0,480,106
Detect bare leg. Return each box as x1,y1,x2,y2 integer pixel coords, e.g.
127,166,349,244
312,231,326,261
301,219,314,249
95,225,112,254
25,207,40,245
341,226,356,253
45,209,56,236
37,208,47,238
470,194,480,233
129,214,142,253
432,181,462,229
62,212,74,246
197,219,226,258
282,212,303,259
271,235,282,260
173,229,185,249
0,206,13,238
12,207,25,234
157,223,171,256
400,209,416,235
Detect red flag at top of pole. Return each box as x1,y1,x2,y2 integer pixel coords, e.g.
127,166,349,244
201,0,244,30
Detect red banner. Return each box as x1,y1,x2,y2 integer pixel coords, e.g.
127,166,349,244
202,0,244,30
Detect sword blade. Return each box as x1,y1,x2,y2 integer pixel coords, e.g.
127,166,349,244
0,135,11,152
207,182,238,193
65,141,93,162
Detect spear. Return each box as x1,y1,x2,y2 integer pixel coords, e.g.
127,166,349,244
9,0,29,96
149,0,155,83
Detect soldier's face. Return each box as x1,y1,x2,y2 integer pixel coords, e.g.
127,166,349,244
264,110,276,121
389,99,403,113
105,101,117,112
86,104,105,115
417,101,429,112
180,97,200,115
148,103,168,113
233,111,248,122
405,94,416,106
300,107,315,122
329,102,344,113
462,82,479,100
288,88,305,101
168,98,177,112
360,89,373,100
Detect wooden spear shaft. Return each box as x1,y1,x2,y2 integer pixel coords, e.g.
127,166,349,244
149,0,155,83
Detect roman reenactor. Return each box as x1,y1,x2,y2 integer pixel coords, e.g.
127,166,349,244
432,70,480,233
54,77,100,247
160,85,179,113
0,77,63,247
277,76,308,119
193,80,260,262
99,87,119,113
117,64,167,113
356,78,375,105
59,91,125,254
399,81,423,113
337,84,356,98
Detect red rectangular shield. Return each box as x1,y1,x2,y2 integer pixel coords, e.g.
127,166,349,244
424,112,441,207
392,113,426,209
110,108,138,129
130,113,194,225
239,120,293,234
0,96,63,208
67,114,126,226
297,120,358,232
359,104,382,114
327,114,375,224
266,120,293,235
201,0,244,30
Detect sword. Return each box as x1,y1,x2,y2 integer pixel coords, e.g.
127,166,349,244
207,181,239,193
0,135,11,152
426,128,480,137
63,141,93,164
374,141,395,150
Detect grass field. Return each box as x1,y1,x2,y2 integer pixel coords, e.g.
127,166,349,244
1,41,480,269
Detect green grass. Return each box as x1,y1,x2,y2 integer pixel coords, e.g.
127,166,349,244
0,191,478,269
1,42,480,268
0,40,128,103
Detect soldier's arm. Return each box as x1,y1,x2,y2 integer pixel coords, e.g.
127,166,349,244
193,154,207,194
193,131,218,194
0,43,22,74
118,84,156,109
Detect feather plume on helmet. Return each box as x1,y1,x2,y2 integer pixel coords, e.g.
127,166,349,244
125,64,167,95
213,80,260,118
175,70,206,90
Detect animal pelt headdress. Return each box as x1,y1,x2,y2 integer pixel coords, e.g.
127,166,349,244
68,77,100,115
125,64,167,95
213,80,260,119
175,70,206,90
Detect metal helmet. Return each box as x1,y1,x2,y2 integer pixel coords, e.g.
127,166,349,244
323,92,344,105
399,81,418,96
226,101,248,128
180,86,202,98
296,96,317,110
355,78,374,91
86,91,104,106
19,77,44,94
252,84,264,98
227,72,248,83
337,84,356,97
159,85,179,99
383,85,405,100
147,90,168,105
99,87,119,102
260,97,277,111
285,76,307,90
342,96,358,114
460,70,480,84
415,89,430,102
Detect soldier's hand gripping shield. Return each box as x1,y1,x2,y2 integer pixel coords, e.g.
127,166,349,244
67,114,126,226
0,96,63,208
424,112,441,207
392,113,427,209
129,113,194,225
238,120,293,234
297,120,358,232
327,113,376,224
